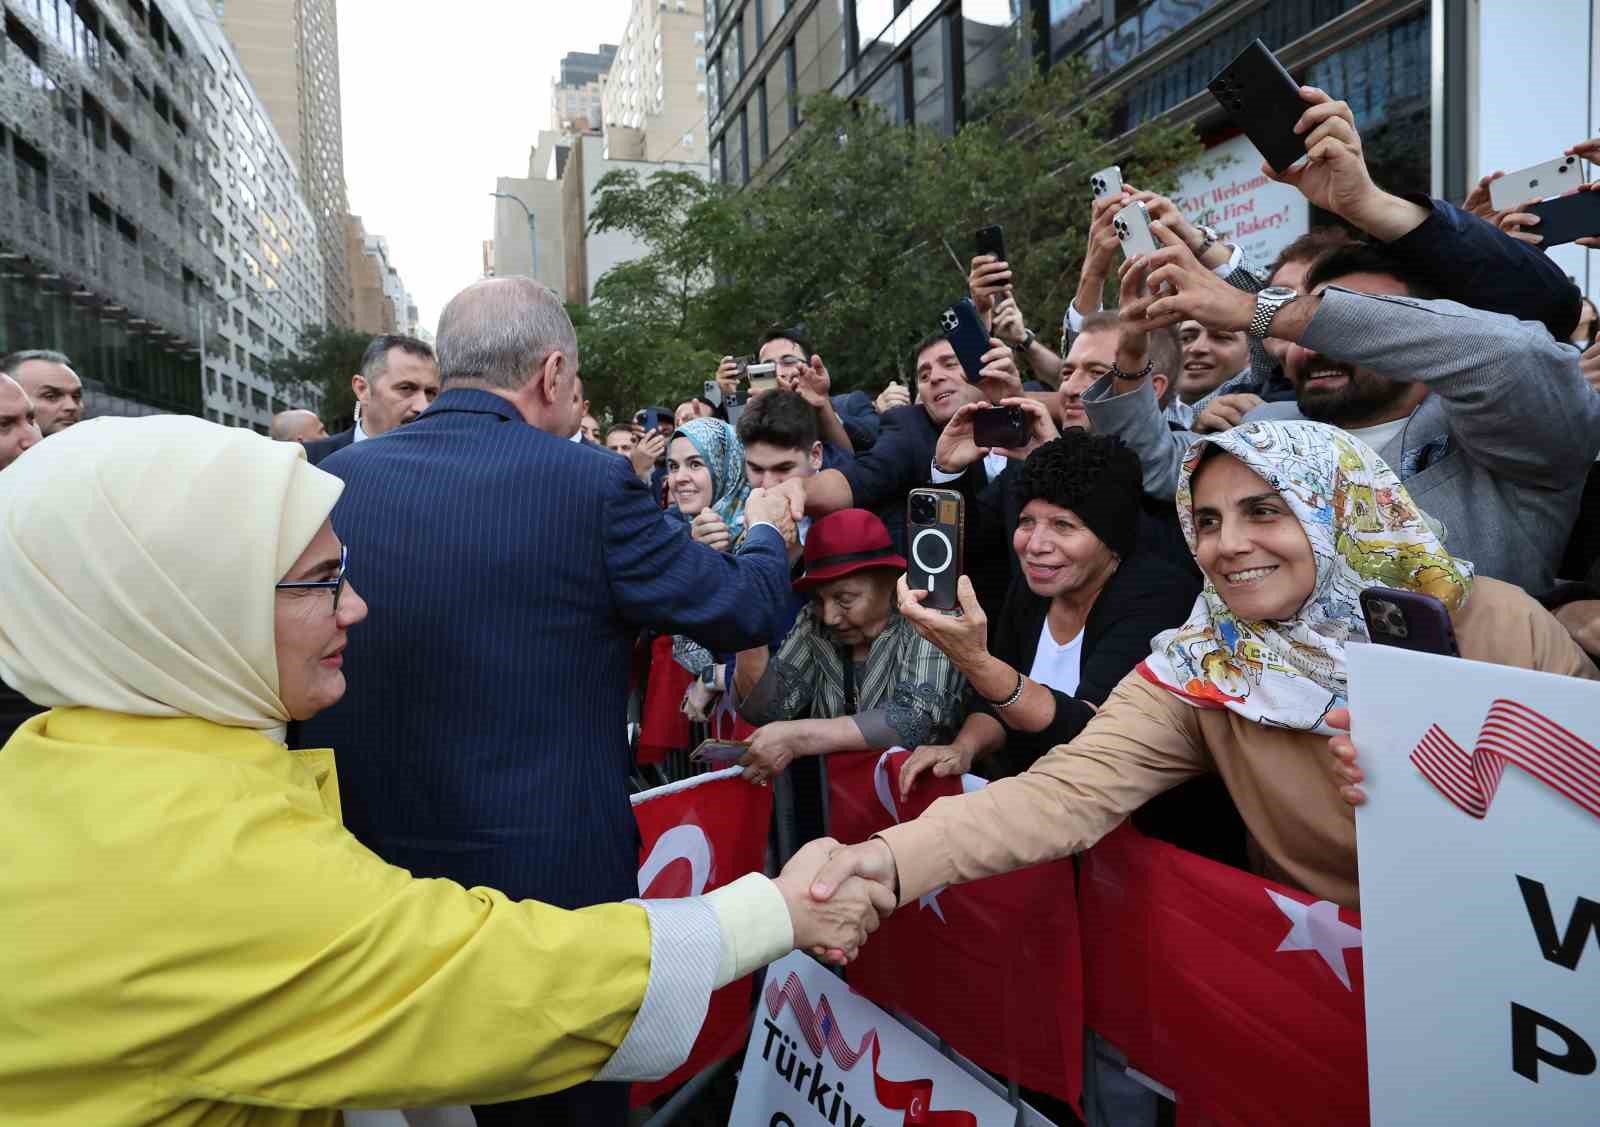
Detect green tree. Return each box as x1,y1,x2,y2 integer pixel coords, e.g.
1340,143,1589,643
573,53,1200,415
266,324,372,430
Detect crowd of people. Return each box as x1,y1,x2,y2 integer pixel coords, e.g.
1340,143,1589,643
0,84,1598,1126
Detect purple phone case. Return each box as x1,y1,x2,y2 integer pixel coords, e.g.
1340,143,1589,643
1360,587,1460,657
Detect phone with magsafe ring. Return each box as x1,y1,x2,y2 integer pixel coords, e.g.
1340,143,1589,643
906,488,965,612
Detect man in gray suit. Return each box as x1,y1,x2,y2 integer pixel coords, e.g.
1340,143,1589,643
1086,86,1598,594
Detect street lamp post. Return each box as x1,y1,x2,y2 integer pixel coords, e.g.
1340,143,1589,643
488,192,539,281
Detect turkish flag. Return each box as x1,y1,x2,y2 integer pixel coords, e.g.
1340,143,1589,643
638,634,693,765
827,749,1083,1109
1079,825,1367,1127
629,767,772,1106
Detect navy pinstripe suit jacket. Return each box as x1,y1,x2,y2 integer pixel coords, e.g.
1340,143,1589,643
302,388,794,909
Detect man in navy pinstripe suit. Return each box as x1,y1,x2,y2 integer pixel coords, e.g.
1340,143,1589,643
302,277,798,1126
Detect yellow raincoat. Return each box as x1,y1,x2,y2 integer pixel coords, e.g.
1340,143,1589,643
0,709,656,1125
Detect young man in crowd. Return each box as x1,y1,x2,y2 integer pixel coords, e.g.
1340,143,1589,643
1,350,83,436
788,332,1022,613
302,334,440,466
716,325,880,454
1101,86,1595,595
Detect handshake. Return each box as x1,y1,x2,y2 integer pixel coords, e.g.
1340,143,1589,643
773,836,901,965
742,478,810,555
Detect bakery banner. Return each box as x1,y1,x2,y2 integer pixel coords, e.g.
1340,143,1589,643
1173,133,1309,273
1350,645,1600,1124
729,950,1017,1127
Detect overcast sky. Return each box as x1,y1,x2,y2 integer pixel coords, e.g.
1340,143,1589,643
337,0,633,330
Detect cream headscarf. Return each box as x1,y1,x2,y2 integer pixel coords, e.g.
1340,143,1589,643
0,415,343,740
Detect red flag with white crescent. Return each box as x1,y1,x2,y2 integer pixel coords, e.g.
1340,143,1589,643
629,766,772,1106
1079,825,1368,1127
827,749,1084,1110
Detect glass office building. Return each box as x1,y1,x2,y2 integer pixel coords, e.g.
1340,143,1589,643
706,0,1435,204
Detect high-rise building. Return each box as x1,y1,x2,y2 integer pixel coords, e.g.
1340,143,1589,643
0,0,325,430
344,214,414,336
550,44,617,134
600,0,708,164
218,0,353,329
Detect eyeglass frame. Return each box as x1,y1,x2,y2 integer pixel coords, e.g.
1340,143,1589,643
274,543,349,614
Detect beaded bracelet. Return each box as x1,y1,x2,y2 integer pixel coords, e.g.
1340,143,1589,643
987,671,1025,709
1108,360,1155,382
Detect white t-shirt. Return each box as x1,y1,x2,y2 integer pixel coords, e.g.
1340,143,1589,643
1027,620,1085,697
1348,415,1408,454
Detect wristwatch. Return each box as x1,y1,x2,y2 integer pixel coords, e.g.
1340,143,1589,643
1193,223,1221,256
1248,286,1299,339
1014,327,1037,351
698,665,719,687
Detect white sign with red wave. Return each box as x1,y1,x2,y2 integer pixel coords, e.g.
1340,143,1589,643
730,950,1016,1127
1173,133,1309,274
1351,645,1600,1125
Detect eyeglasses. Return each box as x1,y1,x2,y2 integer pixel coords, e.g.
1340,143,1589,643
275,543,349,614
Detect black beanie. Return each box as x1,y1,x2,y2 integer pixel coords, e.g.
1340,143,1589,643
1015,432,1143,559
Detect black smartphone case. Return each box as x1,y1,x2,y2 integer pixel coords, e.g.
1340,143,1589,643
972,405,1029,448
1527,191,1600,248
940,297,991,384
975,224,1007,264
906,489,965,612
1208,39,1305,173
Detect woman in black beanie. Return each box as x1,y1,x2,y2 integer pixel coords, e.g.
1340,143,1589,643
896,431,1201,789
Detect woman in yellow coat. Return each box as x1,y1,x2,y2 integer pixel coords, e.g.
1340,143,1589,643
0,416,891,1126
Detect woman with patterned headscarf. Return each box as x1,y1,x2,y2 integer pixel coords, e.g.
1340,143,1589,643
816,420,1596,913
665,418,755,718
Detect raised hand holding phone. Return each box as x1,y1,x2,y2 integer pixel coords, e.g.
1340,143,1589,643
1139,221,1258,332
992,397,1060,461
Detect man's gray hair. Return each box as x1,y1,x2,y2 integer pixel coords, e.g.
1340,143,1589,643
0,349,72,377
435,277,578,390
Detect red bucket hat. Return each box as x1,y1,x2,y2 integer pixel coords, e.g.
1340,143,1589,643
794,509,907,592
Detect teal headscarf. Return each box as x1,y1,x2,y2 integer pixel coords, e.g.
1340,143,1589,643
670,417,751,543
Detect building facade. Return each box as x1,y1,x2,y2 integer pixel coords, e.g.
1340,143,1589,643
600,0,709,164
551,44,617,133
709,0,1595,303
218,0,353,329
190,5,327,432
1,0,324,428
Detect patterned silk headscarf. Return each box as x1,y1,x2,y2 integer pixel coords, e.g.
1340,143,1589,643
1140,420,1474,735
671,417,752,542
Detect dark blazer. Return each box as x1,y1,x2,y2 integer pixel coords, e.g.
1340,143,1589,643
839,403,1008,613
978,552,1201,777
831,390,881,452
301,426,354,467
301,389,793,912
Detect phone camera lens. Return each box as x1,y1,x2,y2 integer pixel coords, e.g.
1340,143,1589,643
910,495,937,525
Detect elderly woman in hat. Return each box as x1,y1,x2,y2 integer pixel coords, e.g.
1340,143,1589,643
733,508,964,784
0,416,891,1125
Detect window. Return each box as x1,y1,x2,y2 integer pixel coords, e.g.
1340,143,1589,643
12,137,49,210
728,107,748,186
766,57,791,152
708,51,721,116
762,0,787,46
911,20,946,135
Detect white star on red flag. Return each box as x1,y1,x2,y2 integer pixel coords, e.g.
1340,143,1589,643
1266,890,1362,990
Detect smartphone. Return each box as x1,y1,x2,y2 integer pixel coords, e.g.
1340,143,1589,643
1525,189,1600,248
906,488,965,612
1208,39,1307,174
745,361,779,392
939,297,992,384
1089,165,1123,200
1490,154,1585,212
690,738,750,764
1112,201,1159,258
640,407,672,432
971,404,1029,448
1359,588,1460,657
702,379,723,408
974,224,1007,264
